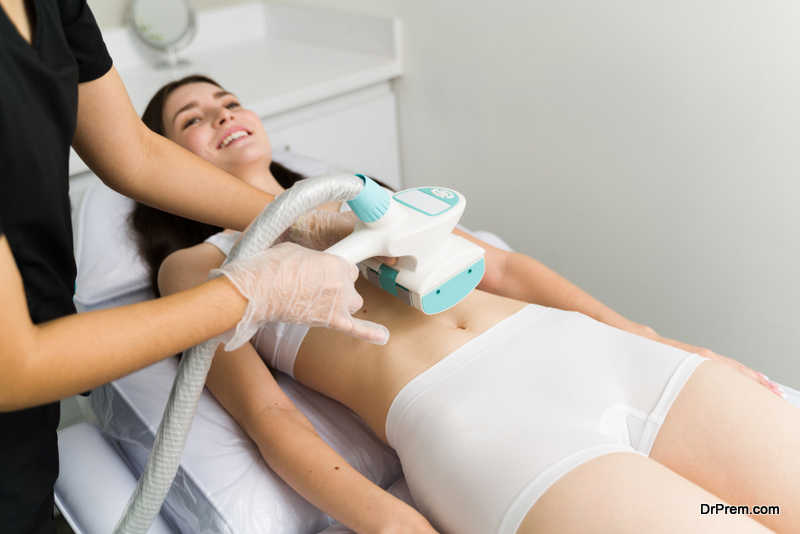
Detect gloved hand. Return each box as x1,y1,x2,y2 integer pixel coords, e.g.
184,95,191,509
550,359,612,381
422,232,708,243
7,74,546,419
283,210,397,265
285,210,359,251
210,242,390,350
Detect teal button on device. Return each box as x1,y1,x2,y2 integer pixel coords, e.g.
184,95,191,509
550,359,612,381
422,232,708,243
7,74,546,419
347,174,390,222
420,258,485,314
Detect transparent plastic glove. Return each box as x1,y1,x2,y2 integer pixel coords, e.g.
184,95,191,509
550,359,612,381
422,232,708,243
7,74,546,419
211,243,390,350
286,210,359,251
284,210,397,265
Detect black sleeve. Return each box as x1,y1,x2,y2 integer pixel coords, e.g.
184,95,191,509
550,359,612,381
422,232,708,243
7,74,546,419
58,0,113,83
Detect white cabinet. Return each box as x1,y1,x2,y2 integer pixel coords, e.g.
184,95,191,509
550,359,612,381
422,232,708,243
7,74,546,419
266,83,401,188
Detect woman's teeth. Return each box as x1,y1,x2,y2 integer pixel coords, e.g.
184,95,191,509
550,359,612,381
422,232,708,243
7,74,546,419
220,130,248,148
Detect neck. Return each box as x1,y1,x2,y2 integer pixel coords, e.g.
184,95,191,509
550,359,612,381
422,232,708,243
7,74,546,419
235,161,284,197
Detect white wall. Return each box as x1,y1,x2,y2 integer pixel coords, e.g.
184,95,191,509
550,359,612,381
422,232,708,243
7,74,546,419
91,0,800,388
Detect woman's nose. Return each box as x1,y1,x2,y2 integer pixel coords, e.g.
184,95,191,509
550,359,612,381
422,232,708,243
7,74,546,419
216,108,234,125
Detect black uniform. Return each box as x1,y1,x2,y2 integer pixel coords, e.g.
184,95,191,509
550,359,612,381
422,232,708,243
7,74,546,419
0,0,111,531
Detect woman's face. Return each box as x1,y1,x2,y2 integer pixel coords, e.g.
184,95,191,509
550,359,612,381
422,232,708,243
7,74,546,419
162,82,272,178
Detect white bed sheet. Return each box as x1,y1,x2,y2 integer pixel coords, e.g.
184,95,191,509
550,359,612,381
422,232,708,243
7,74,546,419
90,357,403,534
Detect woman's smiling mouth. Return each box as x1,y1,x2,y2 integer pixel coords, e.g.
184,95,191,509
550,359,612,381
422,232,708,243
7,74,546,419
218,129,250,148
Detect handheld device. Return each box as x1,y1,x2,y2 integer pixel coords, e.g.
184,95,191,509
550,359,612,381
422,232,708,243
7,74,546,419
326,175,485,314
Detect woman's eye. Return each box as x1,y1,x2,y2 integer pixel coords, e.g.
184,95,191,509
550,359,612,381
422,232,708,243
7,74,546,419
226,102,240,110
183,117,200,129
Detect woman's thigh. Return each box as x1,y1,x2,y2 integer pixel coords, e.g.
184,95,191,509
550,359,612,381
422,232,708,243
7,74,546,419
518,452,773,534
649,360,800,533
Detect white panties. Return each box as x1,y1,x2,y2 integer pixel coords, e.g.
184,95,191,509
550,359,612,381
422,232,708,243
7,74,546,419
386,304,706,534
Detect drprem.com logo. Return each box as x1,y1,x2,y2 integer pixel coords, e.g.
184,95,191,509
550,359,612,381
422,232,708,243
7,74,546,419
701,503,780,516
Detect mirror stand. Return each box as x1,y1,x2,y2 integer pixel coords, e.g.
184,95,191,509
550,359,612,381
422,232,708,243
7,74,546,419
157,47,191,70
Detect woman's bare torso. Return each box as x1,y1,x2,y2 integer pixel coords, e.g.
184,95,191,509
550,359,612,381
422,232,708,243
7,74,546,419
294,278,526,443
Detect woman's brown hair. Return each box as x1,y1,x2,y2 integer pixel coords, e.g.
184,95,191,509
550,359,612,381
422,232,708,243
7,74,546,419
129,75,304,296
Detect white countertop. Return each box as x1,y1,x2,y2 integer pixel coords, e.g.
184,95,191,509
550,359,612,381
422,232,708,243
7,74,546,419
70,1,402,176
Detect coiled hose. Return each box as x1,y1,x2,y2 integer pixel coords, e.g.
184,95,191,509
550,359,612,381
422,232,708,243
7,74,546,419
114,173,366,533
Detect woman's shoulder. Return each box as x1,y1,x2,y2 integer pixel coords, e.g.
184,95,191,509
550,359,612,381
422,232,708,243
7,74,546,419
158,242,227,296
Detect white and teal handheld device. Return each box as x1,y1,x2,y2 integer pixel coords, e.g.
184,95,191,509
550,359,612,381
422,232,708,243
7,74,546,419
326,175,485,314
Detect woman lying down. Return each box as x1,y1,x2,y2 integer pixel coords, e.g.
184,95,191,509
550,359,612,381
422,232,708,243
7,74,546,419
129,75,799,533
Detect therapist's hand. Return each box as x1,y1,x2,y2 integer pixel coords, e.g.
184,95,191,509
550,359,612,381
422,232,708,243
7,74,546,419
211,243,389,350
286,210,358,250
283,210,397,265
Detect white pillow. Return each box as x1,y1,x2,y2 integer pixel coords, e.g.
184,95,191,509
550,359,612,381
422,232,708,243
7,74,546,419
72,183,149,309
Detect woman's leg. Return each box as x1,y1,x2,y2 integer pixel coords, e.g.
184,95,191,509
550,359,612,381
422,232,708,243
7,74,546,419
518,452,772,533
649,361,800,532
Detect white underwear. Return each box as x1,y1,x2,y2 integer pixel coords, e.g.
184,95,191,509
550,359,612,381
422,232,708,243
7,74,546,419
385,304,706,534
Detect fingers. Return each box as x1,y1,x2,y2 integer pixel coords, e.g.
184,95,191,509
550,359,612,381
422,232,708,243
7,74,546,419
330,315,390,345
347,261,360,283
757,372,788,399
730,361,784,398
711,352,786,398
375,256,398,266
219,242,390,345
328,265,390,344
290,210,358,250
737,362,769,388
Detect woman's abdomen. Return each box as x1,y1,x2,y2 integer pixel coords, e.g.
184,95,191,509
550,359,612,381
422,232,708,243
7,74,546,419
294,278,526,442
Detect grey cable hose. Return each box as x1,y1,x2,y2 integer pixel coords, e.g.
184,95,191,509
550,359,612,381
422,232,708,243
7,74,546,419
114,173,366,533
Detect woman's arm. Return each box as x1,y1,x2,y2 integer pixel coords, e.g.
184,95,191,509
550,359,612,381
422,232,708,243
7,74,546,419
456,228,650,332
0,236,248,411
160,245,436,533
71,66,272,231
454,228,779,394
208,340,433,533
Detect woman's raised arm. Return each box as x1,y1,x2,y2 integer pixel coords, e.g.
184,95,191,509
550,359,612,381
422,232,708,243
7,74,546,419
453,228,781,395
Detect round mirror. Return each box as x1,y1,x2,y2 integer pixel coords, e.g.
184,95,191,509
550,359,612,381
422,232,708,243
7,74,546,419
129,0,196,67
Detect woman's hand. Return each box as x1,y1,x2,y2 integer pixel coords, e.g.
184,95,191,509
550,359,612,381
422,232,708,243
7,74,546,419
380,522,440,534
212,243,389,350
638,326,786,398
378,512,439,534
691,347,785,398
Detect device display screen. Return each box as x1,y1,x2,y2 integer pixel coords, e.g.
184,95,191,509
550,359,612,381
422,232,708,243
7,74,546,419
394,189,451,215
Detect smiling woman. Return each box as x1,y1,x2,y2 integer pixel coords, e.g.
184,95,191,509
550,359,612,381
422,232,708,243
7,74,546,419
132,75,310,295
122,74,800,534
141,75,284,195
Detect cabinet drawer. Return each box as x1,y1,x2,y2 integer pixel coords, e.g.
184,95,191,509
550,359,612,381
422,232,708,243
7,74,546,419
265,88,402,190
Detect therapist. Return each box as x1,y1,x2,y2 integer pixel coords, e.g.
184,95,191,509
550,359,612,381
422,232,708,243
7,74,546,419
0,0,387,532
